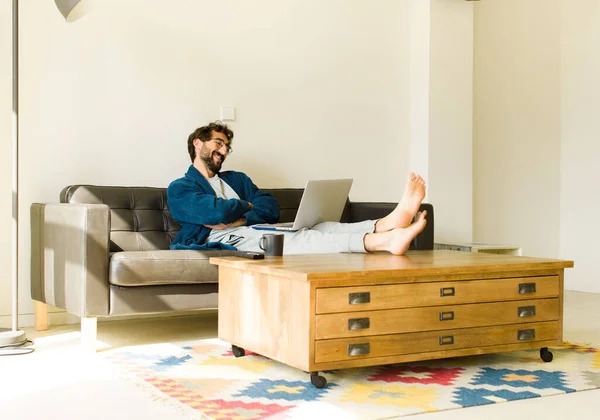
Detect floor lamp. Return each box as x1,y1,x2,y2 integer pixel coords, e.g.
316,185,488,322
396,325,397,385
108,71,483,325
0,0,88,354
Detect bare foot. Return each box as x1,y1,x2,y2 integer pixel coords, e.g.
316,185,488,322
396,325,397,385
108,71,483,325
366,211,427,255
375,173,426,232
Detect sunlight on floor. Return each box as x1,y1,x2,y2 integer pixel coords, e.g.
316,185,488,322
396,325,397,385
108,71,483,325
0,344,117,401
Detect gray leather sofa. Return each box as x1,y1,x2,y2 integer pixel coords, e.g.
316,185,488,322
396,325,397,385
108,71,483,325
30,185,434,349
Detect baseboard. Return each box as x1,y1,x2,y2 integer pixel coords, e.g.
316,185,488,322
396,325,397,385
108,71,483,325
0,308,218,329
0,312,70,329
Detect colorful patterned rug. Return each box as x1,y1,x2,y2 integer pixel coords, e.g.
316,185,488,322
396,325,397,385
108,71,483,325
103,339,600,419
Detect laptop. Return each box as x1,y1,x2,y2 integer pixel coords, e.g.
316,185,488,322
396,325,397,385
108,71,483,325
252,179,353,232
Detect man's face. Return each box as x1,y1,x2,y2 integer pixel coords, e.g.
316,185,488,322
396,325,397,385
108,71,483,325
197,131,231,174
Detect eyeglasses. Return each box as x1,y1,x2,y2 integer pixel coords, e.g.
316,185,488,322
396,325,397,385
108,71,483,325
209,138,233,154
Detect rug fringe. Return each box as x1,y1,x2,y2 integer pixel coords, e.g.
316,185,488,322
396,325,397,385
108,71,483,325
115,370,202,419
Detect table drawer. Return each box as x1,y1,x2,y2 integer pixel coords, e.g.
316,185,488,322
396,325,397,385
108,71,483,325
315,276,559,314
315,321,559,363
315,298,559,339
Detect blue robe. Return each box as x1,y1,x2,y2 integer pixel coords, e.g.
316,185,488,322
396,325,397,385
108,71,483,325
167,165,279,250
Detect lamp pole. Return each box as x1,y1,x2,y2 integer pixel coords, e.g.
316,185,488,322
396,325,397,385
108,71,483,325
0,0,26,350
12,0,19,334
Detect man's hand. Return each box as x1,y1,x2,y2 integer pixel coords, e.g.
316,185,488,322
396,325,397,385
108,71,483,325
205,217,246,230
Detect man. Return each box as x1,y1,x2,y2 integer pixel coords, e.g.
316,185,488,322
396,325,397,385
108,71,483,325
167,121,427,255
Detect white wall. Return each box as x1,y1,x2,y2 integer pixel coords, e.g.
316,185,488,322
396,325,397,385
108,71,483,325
473,0,562,258
429,0,473,243
0,3,13,326
560,0,600,292
18,0,415,197
408,0,474,244
408,0,430,179
474,0,600,293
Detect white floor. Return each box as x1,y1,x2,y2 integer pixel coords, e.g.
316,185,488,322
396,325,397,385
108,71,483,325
2,291,600,420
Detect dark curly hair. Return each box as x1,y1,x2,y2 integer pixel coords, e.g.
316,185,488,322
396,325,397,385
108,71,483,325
187,121,234,162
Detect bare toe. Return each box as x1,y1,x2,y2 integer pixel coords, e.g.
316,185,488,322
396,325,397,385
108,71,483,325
375,173,427,233
386,216,428,255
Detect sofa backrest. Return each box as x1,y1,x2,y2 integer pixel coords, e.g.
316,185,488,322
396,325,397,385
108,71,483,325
60,185,351,252
61,185,177,252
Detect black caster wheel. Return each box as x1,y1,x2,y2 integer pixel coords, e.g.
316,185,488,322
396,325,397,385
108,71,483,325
232,344,245,358
540,347,553,362
310,372,327,389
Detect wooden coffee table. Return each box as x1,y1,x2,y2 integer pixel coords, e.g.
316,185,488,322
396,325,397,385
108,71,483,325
210,251,573,388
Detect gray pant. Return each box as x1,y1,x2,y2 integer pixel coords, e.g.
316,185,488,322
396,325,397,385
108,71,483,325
207,220,377,254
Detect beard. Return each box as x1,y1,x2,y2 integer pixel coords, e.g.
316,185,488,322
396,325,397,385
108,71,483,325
200,149,225,174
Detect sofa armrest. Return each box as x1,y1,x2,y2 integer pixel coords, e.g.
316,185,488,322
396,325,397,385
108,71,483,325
349,202,435,251
30,203,111,317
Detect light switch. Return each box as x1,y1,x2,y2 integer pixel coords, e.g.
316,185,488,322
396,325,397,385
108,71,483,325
220,106,236,121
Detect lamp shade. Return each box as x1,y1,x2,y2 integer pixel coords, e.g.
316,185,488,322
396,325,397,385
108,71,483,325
54,0,89,22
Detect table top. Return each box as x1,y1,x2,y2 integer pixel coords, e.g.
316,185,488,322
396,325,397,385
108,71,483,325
209,250,573,281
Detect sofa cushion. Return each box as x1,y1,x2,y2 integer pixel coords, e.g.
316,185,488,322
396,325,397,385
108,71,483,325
109,249,238,287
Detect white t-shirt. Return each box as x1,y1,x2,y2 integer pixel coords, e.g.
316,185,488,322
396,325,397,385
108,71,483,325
205,174,247,244
206,175,241,200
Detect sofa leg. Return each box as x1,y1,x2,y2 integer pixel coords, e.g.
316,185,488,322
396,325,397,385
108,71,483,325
81,317,97,353
34,301,48,331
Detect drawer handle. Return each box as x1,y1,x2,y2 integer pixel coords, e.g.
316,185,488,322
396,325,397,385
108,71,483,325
348,317,370,330
519,283,537,294
349,292,370,305
347,343,370,356
439,335,454,346
518,306,536,318
439,311,455,321
440,287,455,297
518,329,536,341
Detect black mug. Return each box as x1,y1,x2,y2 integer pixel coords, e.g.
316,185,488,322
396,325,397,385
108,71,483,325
259,233,284,257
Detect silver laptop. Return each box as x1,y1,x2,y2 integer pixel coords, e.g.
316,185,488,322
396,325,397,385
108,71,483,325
252,179,353,232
